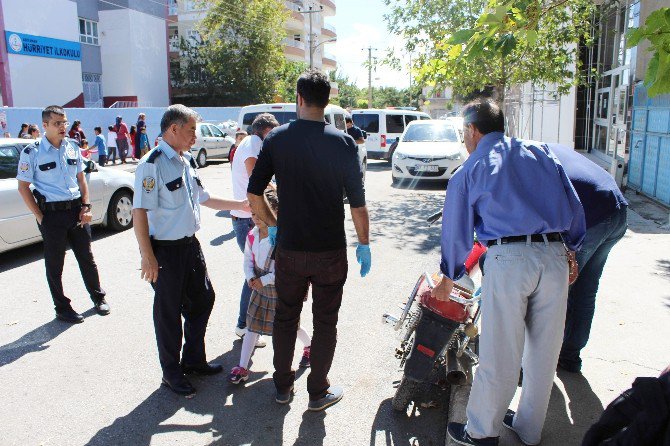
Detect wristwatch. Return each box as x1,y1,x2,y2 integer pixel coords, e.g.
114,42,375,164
82,203,92,210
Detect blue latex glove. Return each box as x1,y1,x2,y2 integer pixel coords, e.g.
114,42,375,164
268,226,277,247
356,244,371,277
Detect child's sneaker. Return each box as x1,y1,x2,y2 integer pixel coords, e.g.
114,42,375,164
299,346,311,368
228,366,249,384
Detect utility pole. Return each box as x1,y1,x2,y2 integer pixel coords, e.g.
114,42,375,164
363,46,376,108
298,3,323,70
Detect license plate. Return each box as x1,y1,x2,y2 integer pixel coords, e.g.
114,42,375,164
415,165,439,172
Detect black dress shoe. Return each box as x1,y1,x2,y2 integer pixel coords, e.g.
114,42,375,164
56,308,84,324
181,362,223,376
93,298,110,315
161,376,196,396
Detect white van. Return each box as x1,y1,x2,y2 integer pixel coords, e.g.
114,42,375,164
237,103,367,177
351,109,431,160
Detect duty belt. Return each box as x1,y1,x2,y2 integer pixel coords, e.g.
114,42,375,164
490,232,563,245
151,235,195,246
40,198,82,212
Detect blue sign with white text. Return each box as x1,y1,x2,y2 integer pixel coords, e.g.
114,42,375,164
5,31,81,61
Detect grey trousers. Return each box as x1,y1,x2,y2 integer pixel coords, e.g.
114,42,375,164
466,240,569,445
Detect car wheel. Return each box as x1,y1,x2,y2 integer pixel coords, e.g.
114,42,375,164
196,149,207,168
107,189,133,231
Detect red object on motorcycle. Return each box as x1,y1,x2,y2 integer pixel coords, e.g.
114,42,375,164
417,344,436,357
420,286,474,324
464,241,486,275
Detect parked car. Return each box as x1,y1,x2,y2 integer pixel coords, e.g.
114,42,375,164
191,122,236,167
237,103,367,180
0,139,134,254
217,120,238,136
391,120,468,184
351,109,431,160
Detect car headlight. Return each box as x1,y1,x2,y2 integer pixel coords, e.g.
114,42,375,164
395,152,408,160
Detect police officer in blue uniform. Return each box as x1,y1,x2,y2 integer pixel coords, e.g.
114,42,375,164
17,105,109,324
133,105,250,396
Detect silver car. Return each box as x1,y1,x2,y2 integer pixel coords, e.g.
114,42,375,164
0,139,134,254
190,122,236,167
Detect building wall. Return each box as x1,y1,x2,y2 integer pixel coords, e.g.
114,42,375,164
1,0,83,107
99,9,169,107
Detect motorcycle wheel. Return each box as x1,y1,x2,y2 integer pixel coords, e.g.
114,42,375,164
392,375,422,412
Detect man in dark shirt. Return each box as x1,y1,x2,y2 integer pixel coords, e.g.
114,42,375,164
548,144,628,373
345,116,365,144
248,69,370,412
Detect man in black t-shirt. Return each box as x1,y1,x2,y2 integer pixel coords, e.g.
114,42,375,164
248,69,370,412
345,116,365,144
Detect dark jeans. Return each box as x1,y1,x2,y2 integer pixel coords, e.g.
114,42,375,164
150,237,215,379
560,206,628,371
108,147,117,163
98,154,107,167
273,248,348,400
232,217,254,329
37,208,105,312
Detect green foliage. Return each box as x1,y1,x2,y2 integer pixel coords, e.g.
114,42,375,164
627,7,670,97
329,70,360,109
384,0,596,102
171,0,289,105
276,61,308,102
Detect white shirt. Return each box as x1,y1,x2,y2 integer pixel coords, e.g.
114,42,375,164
243,227,275,286
231,134,262,218
107,131,118,147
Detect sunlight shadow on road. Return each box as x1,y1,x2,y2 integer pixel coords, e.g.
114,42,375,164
0,308,97,368
369,395,449,446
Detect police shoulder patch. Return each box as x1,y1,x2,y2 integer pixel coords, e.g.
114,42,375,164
142,176,156,193
19,161,30,172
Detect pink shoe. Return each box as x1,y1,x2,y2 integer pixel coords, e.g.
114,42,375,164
228,366,249,384
299,346,311,368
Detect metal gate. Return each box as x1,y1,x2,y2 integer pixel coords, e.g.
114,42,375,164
628,83,670,206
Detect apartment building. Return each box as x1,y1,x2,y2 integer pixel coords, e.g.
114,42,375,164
0,0,170,108
167,0,338,95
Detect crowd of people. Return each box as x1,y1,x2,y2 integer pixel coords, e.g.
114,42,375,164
12,113,152,167
12,68,667,442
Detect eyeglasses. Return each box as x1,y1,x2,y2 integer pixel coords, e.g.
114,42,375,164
50,121,70,128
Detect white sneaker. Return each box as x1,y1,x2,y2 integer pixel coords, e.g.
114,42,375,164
255,336,267,348
235,327,247,338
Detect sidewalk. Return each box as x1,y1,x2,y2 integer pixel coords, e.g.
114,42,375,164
446,190,670,445
101,159,138,173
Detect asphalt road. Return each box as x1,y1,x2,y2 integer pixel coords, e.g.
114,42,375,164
0,160,453,446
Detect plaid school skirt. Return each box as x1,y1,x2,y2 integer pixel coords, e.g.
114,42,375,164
246,272,278,336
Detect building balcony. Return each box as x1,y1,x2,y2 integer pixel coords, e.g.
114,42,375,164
330,81,339,97
321,0,336,16
321,22,336,39
322,51,337,69
285,2,305,30
283,38,306,60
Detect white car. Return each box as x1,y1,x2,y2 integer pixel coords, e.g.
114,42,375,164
238,103,367,180
0,139,135,254
391,120,468,184
191,122,236,168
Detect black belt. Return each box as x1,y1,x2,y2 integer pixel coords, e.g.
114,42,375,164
151,235,195,246
40,198,82,212
490,233,563,245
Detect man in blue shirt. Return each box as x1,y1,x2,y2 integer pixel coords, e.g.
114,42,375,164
16,105,109,324
132,104,250,397
547,144,628,374
438,99,586,446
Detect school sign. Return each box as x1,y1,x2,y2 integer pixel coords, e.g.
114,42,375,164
5,31,81,61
